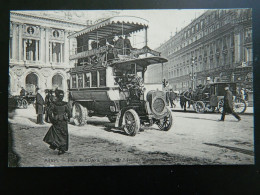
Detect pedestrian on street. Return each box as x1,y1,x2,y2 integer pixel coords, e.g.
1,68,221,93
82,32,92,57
219,85,241,122
44,90,55,123
20,87,26,96
35,87,45,124
43,89,71,155
240,88,245,100
164,81,170,106
169,89,176,108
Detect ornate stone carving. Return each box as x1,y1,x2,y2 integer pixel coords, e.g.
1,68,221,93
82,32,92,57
13,67,25,77
50,28,65,42
23,24,41,39
41,69,51,77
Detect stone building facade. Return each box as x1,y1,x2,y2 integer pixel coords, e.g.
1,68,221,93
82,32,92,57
9,11,88,99
146,9,253,92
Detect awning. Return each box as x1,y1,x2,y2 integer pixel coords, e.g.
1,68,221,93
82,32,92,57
68,16,149,40
110,56,167,70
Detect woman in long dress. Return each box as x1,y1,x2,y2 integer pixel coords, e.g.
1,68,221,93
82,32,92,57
43,90,71,155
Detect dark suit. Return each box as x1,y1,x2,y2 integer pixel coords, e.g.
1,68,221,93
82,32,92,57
20,89,26,96
169,91,177,108
221,89,240,121
115,37,124,55
124,38,132,55
36,92,44,124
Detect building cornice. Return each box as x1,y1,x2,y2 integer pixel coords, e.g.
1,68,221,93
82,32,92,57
10,12,87,31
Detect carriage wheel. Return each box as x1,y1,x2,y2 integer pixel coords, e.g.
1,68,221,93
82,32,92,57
192,103,196,111
107,115,117,123
157,108,173,131
205,103,215,113
123,109,140,136
72,102,88,126
208,106,216,113
17,99,22,108
195,101,205,113
233,97,247,114
217,99,224,113
22,99,28,109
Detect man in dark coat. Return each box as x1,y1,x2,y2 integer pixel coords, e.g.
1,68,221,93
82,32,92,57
115,36,124,55
43,90,71,155
20,87,26,96
124,34,132,55
44,90,55,123
35,87,45,124
220,85,241,121
169,89,177,108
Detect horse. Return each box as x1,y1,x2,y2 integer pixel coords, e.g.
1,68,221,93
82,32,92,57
179,91,193,111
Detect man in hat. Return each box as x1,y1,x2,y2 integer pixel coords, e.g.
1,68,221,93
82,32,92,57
115,35,124,55
124,34,132,55
35,87,45,124
169,89,177,108
20,87,26,96
219,85,241,121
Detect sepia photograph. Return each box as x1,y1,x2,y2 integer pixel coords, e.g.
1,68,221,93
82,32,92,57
8,9,254,167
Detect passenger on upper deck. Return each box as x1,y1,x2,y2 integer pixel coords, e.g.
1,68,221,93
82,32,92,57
124,34,132,55
91,40,98,49
99,38,106,47
115,36,124,55
107,36,115,46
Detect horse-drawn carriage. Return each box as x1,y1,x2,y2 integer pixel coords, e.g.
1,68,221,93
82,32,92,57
181,82,247,114
9,94,36,109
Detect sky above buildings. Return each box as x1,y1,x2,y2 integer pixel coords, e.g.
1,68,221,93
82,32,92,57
14,9,207,49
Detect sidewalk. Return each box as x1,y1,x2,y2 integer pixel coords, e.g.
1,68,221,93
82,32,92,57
169,100,254,115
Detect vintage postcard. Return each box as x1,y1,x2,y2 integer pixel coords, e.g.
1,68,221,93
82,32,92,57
8,9,254,167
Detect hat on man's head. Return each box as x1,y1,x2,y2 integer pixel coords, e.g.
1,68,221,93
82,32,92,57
55,89,64,99
224,84,230,89
36,87,40,91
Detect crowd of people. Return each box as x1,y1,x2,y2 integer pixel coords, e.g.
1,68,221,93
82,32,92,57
90,34,133,59
20,87,71,155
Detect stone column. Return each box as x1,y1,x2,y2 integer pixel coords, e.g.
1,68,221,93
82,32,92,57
12,23,17,60
61,43,63,63
23,39,26,61
18,24,23,61
45,28,49,64
40,27,45,63
50,42,52,62
234,27,241,64
64,31,70,66
35,40,38,61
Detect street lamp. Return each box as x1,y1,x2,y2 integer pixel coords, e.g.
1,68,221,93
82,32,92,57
190,56,196,90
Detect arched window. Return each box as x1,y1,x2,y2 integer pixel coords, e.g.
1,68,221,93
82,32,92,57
52,74,63,90
26,73,38,93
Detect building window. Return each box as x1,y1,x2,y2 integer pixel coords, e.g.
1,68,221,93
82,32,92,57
99,69,106,87
84,72,91,87
24,39,39,61
71,75,77,88
52,74,63,90
78,73,83,88
25,73,38,93
91,71,97,87
49,42,64,63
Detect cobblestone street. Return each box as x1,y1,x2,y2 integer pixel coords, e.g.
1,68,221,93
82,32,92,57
9,105,254,166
